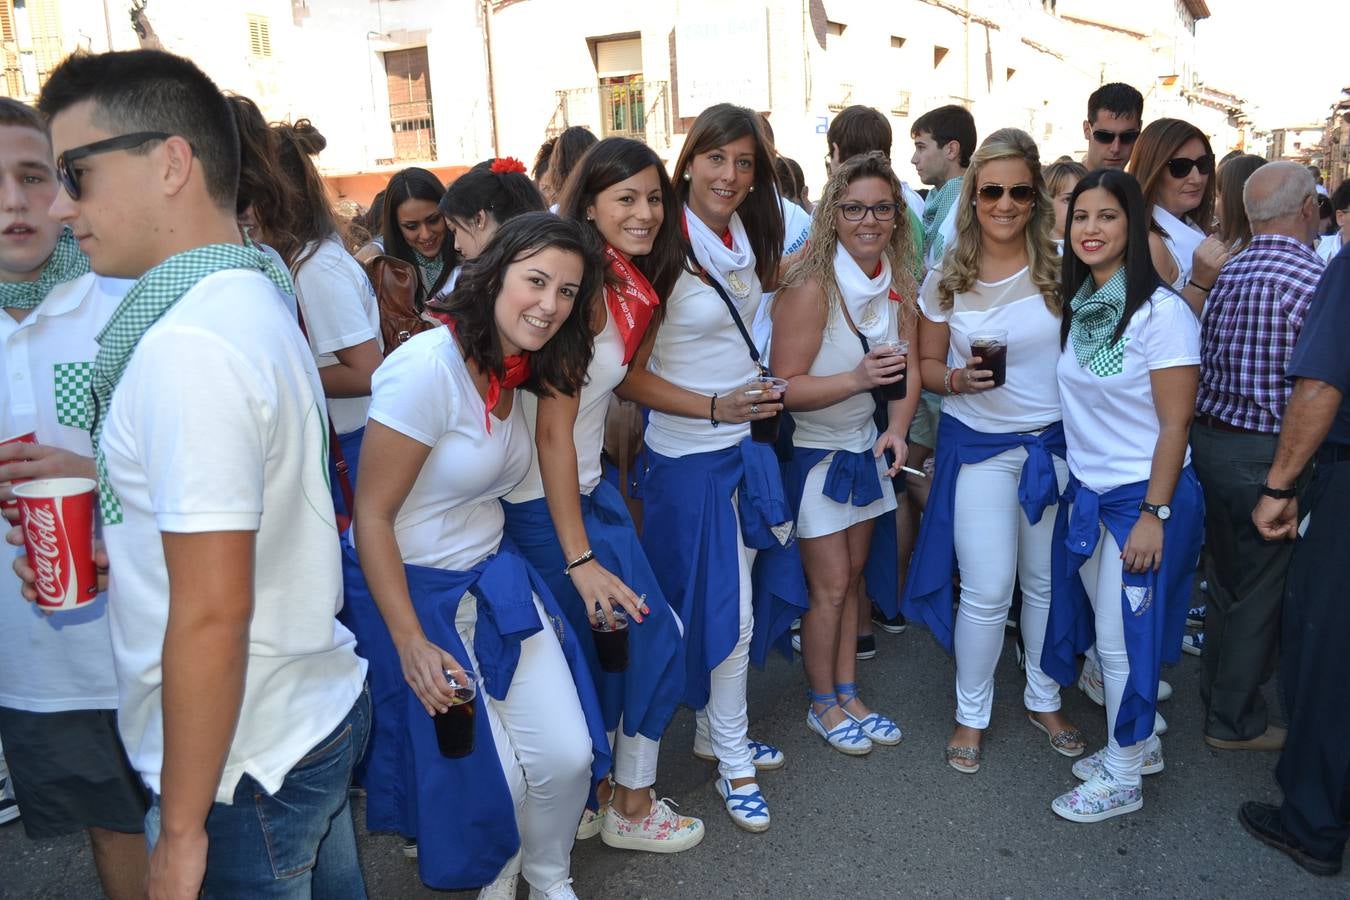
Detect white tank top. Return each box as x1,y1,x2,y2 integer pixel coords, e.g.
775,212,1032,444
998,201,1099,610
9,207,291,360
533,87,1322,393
789,300,881,454
506,307,627,502
644,268,762,458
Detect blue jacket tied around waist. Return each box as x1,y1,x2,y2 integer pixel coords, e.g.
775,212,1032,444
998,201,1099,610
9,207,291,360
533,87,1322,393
641,438,810,709
901,413,1067,653
1042,469,1203,746
339,537,611,890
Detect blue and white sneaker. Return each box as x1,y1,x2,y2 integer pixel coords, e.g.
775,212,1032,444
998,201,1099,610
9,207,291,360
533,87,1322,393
1186,603,1207,628
807,703,872,756
715,778,770,833
1182,632,1205,657
1072,736,1165,781
747,739,785,770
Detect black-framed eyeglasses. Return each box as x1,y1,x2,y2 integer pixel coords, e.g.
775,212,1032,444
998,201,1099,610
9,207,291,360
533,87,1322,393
1091,128,1140,146
976,183,1035,204
56,131,173,200
839,201,899,222
1164,154,1215,179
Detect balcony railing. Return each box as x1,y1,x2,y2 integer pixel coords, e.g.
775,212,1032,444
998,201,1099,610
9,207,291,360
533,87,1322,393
548,80,670,150
389,99,436,162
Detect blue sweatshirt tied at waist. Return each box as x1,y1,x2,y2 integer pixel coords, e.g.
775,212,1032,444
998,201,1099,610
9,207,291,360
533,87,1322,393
901,413,1067,653
782,445,901,616
642,438,810,709
339,537,611,891
1042,470,1204,747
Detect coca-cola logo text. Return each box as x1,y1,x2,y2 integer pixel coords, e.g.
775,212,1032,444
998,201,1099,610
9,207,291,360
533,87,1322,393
24,500,71,606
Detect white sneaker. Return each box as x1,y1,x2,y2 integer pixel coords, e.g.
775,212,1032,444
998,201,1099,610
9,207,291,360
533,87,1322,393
600,792,704,853
528,878,579,900
1077,656,1105,706
1073,736,1165,781
576,806,604,840
1051,770,1143,823
1157,679,1173,702
1154,710,1168,736
478,872,518,900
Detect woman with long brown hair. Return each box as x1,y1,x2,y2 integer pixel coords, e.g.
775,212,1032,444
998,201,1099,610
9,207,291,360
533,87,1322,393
617,103,804,833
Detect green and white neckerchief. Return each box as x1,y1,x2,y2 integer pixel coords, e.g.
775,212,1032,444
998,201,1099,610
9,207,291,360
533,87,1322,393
91,242,294,524
922,176,961,261
413,250,443,295
1069,267,1130,378
0,228,90,310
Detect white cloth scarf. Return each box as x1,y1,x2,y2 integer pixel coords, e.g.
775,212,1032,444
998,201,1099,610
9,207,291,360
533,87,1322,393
685,206,757,303
833,242,895,346
1152,206,1204,289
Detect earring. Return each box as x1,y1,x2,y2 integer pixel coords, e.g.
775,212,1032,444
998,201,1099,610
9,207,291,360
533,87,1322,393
749,185,756,192
682,172,691,182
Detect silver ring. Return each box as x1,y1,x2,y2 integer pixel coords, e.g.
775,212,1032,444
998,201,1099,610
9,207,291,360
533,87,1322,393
750,403,760,414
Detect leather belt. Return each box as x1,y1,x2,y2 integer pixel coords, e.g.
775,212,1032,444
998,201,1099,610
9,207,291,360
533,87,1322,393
1195,414,1269,436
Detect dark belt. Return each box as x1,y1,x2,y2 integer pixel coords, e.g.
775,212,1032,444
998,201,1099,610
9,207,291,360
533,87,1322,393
1195,414,1270,436
1316,442,1350,464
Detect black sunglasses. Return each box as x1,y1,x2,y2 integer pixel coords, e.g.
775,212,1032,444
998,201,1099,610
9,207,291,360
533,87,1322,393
976,183,1036,204
839,201,900,222
1091,128,1140,145
1164,154,1215,179
56,131,173,200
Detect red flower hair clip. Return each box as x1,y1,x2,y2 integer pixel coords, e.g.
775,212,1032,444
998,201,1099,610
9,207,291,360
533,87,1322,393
490,157,527,175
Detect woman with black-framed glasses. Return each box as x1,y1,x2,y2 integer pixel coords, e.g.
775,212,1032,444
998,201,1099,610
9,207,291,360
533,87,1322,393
1128,118,1230,316
904,128,1084,774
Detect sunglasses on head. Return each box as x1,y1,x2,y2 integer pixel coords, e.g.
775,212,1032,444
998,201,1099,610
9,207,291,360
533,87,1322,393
976,183,1035,204
56,131,173,200
1091,128,1140,146
1164,154,1215,179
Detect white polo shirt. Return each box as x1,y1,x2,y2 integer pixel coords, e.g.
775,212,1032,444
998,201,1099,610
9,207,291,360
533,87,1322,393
100,268,367,804
0,273,129,712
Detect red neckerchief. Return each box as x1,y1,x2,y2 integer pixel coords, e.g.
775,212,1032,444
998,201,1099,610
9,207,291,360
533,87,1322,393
867,258,904,303
443,316,531,433
678,209,735,248
602,244,661,365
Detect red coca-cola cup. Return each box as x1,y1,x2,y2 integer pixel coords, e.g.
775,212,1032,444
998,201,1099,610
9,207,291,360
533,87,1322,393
12,477,98,611
0,431,37,511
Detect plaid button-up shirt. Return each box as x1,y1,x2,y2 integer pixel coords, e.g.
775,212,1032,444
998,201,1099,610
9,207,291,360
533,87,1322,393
1196,234,1324,433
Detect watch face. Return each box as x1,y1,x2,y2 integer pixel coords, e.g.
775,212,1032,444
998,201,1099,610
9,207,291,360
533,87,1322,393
1157,505,1172,521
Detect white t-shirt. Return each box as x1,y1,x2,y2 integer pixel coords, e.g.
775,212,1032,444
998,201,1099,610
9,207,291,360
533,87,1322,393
0,274,130,712
645,268,762,457
100,268,367,804
293,235,382,435
506,306,626,502
1058,286,1200,493
361,327,531,571
919,266,1062,433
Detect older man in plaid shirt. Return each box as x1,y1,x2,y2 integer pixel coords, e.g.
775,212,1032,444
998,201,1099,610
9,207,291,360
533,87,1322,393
1190,161,1323,752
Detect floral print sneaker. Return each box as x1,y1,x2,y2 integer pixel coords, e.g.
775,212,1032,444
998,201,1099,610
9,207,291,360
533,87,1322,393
1051,770,1143,823
600,792,705,853
1072,737,1165,782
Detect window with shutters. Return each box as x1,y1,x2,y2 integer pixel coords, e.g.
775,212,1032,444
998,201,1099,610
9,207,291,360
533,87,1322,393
247,14,271,57
385,47,436,161
594,37,644,140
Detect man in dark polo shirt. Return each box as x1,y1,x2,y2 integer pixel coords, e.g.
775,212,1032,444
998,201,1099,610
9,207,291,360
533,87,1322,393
1240,241,1350,877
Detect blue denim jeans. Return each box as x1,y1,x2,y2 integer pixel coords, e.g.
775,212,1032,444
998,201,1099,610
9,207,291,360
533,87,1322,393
147,685,371,898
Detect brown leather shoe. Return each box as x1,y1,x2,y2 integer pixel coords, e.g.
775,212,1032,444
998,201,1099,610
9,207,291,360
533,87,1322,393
1204,725,1287,752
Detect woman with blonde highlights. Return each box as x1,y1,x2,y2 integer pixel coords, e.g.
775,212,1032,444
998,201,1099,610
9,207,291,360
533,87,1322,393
773,151,920,755
904,128,1084,773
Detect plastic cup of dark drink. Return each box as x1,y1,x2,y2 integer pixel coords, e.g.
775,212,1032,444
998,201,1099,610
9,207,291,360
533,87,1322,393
872,339,910,401
747,376,788,444
433,668,477,759
591,605,630,673
969,330,1008,388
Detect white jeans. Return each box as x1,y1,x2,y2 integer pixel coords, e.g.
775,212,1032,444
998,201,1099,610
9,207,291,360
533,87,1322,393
608,725,660,790
693,498,758,781
952,446,1066,729
1077,528,1148,788
455,594,593,892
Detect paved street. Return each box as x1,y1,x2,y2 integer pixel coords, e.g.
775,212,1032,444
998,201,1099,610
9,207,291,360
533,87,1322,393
2,624,1343,898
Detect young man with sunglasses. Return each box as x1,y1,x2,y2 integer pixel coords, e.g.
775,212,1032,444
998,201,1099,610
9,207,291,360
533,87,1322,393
1083,83,1143,171
0,96,146,900
29,49,370,899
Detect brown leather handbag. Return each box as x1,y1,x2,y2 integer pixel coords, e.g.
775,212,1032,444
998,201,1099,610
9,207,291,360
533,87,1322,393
364,254,435,356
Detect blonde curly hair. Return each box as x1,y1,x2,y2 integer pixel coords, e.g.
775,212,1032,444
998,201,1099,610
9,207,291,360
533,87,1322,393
936,128,1061,314
781,151,919,329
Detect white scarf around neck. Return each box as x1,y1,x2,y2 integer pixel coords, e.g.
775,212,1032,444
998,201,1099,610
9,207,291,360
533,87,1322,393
834,242,895,346
685,206,757,303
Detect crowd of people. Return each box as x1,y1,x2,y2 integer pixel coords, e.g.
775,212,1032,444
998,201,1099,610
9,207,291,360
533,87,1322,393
0,47,1347,899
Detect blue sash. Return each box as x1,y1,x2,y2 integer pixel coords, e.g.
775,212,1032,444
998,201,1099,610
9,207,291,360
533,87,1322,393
641,439,809,708
901,414,1067,653
502,480,685,741
782,446,900,616
1042,469,1204,746
338,537,611,890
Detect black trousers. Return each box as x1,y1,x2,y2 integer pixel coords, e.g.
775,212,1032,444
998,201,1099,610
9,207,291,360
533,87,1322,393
1276,455,1350,861
1190,423,1301,740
